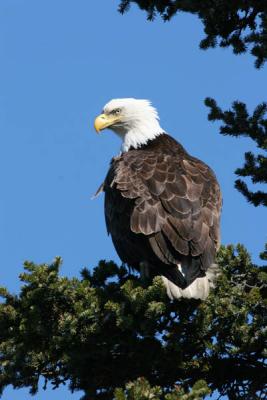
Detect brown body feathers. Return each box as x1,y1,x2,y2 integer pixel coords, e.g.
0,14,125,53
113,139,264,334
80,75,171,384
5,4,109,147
103,134,222,289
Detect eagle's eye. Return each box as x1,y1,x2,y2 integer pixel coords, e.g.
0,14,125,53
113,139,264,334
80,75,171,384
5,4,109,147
111,108,121,115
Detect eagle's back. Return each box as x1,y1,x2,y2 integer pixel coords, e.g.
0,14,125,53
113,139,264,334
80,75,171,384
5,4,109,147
104,133,222,289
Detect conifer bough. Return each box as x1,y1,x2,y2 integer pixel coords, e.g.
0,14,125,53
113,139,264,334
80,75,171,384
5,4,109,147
0,246,266,399
119,0,267,68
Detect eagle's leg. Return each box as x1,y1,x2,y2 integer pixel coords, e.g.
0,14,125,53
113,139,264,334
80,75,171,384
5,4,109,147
139,261,150,281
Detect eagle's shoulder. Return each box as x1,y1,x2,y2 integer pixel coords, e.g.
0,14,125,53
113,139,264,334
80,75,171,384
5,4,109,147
105,133,221,206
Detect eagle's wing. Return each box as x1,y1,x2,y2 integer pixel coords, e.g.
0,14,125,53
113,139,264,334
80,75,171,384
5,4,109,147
106,150,222,271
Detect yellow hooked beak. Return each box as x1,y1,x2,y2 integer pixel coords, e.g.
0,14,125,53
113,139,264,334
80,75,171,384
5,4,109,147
94,113,120,133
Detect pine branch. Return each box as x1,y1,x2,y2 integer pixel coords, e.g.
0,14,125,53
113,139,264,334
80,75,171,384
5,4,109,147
0,247,266,399
205,98,267,207
114,378,210,400
118,1,267,68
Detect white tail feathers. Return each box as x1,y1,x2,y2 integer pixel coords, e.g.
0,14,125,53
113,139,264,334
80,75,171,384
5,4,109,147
162,263,220,301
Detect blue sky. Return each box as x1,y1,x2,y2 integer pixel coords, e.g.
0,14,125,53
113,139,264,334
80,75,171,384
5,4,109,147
0,1,266,399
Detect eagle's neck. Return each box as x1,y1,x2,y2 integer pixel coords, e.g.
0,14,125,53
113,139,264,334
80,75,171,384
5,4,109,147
118,120,164,152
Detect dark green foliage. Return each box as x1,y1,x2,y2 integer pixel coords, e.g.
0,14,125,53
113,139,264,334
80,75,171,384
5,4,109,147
205,98,267,207
1,247,266,399
118,1,267,68
114,377,210,400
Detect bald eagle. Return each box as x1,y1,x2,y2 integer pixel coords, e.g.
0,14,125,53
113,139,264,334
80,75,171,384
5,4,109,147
94,98,222,300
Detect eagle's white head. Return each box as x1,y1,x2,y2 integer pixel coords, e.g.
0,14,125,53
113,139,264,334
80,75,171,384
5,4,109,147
94,98,164,152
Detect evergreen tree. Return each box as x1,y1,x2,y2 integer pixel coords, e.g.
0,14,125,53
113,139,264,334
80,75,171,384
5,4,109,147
0,250,266,399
